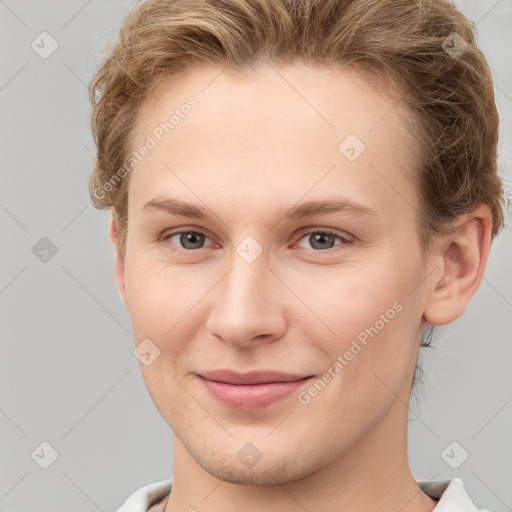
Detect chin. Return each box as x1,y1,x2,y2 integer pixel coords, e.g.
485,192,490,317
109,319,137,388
179,430,324,487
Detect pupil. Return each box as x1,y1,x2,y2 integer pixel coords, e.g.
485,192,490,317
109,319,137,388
312,233,333,250
182,232,203,249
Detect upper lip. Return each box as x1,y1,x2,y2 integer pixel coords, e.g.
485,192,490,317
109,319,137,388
198,369,312,385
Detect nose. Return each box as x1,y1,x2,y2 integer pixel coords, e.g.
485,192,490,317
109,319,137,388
205,250,287,349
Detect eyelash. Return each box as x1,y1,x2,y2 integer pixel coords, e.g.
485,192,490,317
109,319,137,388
157,227,353,255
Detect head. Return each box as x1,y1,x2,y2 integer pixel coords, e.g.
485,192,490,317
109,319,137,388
89,0,505,485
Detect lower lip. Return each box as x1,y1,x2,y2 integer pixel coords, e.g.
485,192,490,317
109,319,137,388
198,376,313,409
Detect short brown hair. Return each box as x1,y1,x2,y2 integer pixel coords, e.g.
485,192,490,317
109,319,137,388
89,0,506,261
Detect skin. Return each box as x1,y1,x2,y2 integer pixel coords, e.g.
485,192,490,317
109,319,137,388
109,62,492,512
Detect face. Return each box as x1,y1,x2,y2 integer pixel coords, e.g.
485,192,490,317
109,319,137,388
115,62,433,485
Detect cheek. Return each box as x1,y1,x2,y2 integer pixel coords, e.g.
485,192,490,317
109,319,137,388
125,253,209,339
296,262,420,404
297,301,417,448
124,257,213,415
125,261,196,421
284,262,406,342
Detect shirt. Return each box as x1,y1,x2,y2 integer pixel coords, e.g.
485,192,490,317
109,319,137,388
115,477,491,512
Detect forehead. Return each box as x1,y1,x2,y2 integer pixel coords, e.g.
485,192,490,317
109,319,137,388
127,62,419,222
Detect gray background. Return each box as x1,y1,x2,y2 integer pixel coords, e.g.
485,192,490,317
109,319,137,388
0,0,511,511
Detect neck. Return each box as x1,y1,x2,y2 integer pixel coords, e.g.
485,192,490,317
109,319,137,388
164,396,437,512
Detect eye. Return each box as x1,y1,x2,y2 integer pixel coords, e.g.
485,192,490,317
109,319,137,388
160,230,215,251
294,229,353,251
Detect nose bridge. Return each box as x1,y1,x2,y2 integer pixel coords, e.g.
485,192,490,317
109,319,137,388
220,245,271,319
207,239,285,345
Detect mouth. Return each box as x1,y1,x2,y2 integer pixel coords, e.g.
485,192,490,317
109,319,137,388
196,369,314,409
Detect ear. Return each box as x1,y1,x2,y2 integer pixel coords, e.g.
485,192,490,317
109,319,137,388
109,209,127,305
423,204,493,325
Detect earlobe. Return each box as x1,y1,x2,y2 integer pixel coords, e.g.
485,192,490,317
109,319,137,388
423,205,492,326
109,210,127,305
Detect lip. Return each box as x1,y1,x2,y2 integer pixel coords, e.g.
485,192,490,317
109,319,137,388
197,370,314,409
199,369,311,385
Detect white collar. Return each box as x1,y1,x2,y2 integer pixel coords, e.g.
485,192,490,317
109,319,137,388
116,477,488,512
418,478,490,512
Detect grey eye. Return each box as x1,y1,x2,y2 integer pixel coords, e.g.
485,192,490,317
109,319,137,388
169,231,207,250
296,231,343,251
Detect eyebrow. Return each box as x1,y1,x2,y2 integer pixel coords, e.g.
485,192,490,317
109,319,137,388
141,195,378,224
